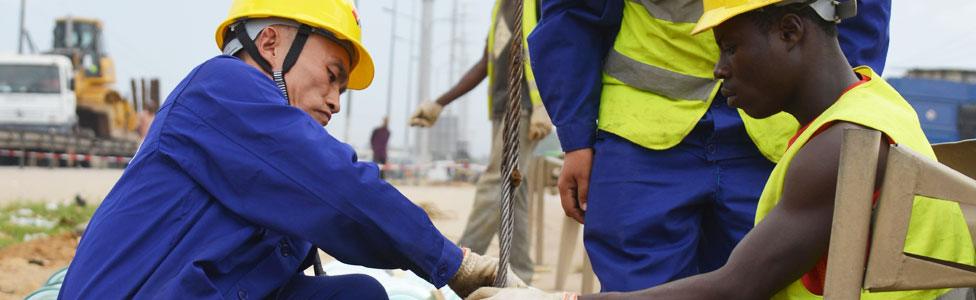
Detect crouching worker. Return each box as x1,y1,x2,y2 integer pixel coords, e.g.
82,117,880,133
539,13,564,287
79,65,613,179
57,0,524,299
471,0,976,299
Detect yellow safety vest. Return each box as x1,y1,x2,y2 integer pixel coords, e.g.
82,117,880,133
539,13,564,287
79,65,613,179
600,0,798,162
757,67,975,300
487,0,542,119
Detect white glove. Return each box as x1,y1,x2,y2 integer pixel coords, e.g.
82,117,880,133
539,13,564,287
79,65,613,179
448,248,527,298
466,287,577,300
529,104,554,141
409,101,444,128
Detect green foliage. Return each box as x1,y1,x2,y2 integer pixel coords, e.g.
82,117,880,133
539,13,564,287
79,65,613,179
0,201,96,249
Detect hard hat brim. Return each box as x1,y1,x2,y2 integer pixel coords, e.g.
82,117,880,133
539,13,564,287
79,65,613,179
692,1,775,35
346,41,373,90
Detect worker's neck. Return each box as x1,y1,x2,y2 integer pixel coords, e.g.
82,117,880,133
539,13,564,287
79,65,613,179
786,41,859,125
238,53,275,80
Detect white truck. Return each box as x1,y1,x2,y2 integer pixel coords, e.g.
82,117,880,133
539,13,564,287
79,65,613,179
0,54,139,168
0,54,77,133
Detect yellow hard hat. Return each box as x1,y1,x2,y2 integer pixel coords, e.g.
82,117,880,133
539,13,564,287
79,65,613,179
215,0,375,90
691,0,857,35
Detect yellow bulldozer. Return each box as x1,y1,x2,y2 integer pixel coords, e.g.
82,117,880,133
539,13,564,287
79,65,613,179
47,17,138,140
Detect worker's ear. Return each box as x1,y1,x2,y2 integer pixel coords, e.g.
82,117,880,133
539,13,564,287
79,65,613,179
255,26,284,69
776,13,805,51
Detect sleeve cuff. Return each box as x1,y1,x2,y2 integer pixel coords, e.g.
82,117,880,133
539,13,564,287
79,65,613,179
556,122,597,152
429,239,463,288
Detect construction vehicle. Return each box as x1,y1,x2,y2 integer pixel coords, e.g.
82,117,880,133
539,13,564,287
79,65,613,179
49,17,138,140
0,17,151,167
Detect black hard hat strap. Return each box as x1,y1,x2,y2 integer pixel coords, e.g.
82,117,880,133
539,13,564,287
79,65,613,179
273,25,311,104
233,20,274,75
233,21,312,104
282,25,312,74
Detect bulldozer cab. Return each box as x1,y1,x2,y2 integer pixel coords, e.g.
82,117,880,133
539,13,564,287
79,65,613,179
51,17,105,78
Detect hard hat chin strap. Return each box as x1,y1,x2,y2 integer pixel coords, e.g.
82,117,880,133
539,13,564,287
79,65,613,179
232,20,311,104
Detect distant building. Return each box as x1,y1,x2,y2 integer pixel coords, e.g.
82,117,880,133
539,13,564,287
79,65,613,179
428,114,460,161
906,69,976,84
890,69,976,143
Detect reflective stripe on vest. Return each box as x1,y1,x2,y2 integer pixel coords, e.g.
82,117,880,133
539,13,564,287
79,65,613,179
486,0,541,119
605,49,716,102
756,67,975,300
599,0,797,162
633,0,703,23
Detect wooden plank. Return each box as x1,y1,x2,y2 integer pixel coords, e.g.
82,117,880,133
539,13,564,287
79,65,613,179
823,129,881,300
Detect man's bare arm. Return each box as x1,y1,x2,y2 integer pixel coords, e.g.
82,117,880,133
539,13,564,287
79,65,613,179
434,49,488,107
583,123,888,300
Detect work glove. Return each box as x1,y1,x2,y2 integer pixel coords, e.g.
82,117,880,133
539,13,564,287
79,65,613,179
528,104,554,141
466,287,577,300
448,248,527,298
409,101,444,128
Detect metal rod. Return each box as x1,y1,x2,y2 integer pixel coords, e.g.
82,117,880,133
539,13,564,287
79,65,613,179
18,0,26,54
343,0,359,142
417,0,434,163
385,0,398,120
404,0,418,155
150,79,160,109
131,79,139,112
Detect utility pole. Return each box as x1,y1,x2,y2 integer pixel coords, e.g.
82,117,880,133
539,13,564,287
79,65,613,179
417,0,434,163
452,2,470,156
384,0,398,120
343,0,360,142
403,0,419,155
449,0,458,86
18,0,26,54
459,3,470,151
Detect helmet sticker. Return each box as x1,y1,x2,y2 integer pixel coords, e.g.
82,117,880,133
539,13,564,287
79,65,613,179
352,6,361,28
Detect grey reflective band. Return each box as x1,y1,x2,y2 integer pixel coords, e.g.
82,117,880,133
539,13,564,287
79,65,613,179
778,0,858,23
604,49,718,102
223,18,298,56
523,49,539,93
629,0,703,23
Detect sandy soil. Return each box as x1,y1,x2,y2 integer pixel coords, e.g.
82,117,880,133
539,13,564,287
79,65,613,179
0,167,123,206
0,233,79,299
0,168,594,298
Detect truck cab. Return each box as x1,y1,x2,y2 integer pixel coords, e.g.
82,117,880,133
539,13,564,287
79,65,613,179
0,54,77,133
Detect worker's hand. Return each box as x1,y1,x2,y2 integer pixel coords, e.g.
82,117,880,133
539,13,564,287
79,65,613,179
558,148,593,224
528,104,554,141
448,248,527,298
409,101,444,128
466,287,577,300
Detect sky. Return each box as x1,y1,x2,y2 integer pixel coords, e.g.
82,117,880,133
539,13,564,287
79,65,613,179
1,0,975,159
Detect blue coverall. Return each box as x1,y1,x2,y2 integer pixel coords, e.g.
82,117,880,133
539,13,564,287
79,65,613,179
58,56,462,299
527,0,891,292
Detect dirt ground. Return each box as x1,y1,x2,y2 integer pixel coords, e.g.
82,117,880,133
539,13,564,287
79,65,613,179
0,167,122,206
0,167,593,298
0,232,79,299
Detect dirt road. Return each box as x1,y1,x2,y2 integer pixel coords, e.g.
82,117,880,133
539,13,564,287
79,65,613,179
0,167,122,206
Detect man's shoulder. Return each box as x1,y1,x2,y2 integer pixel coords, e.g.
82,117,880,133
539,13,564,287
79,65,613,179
192,55,268,85
170,55,283,106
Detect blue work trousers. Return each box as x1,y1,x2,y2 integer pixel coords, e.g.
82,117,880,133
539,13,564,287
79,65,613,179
273,273,388,300
584,99,776,292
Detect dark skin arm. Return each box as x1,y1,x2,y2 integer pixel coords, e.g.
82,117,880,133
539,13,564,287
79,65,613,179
584,122,889,300
434,48,488,107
